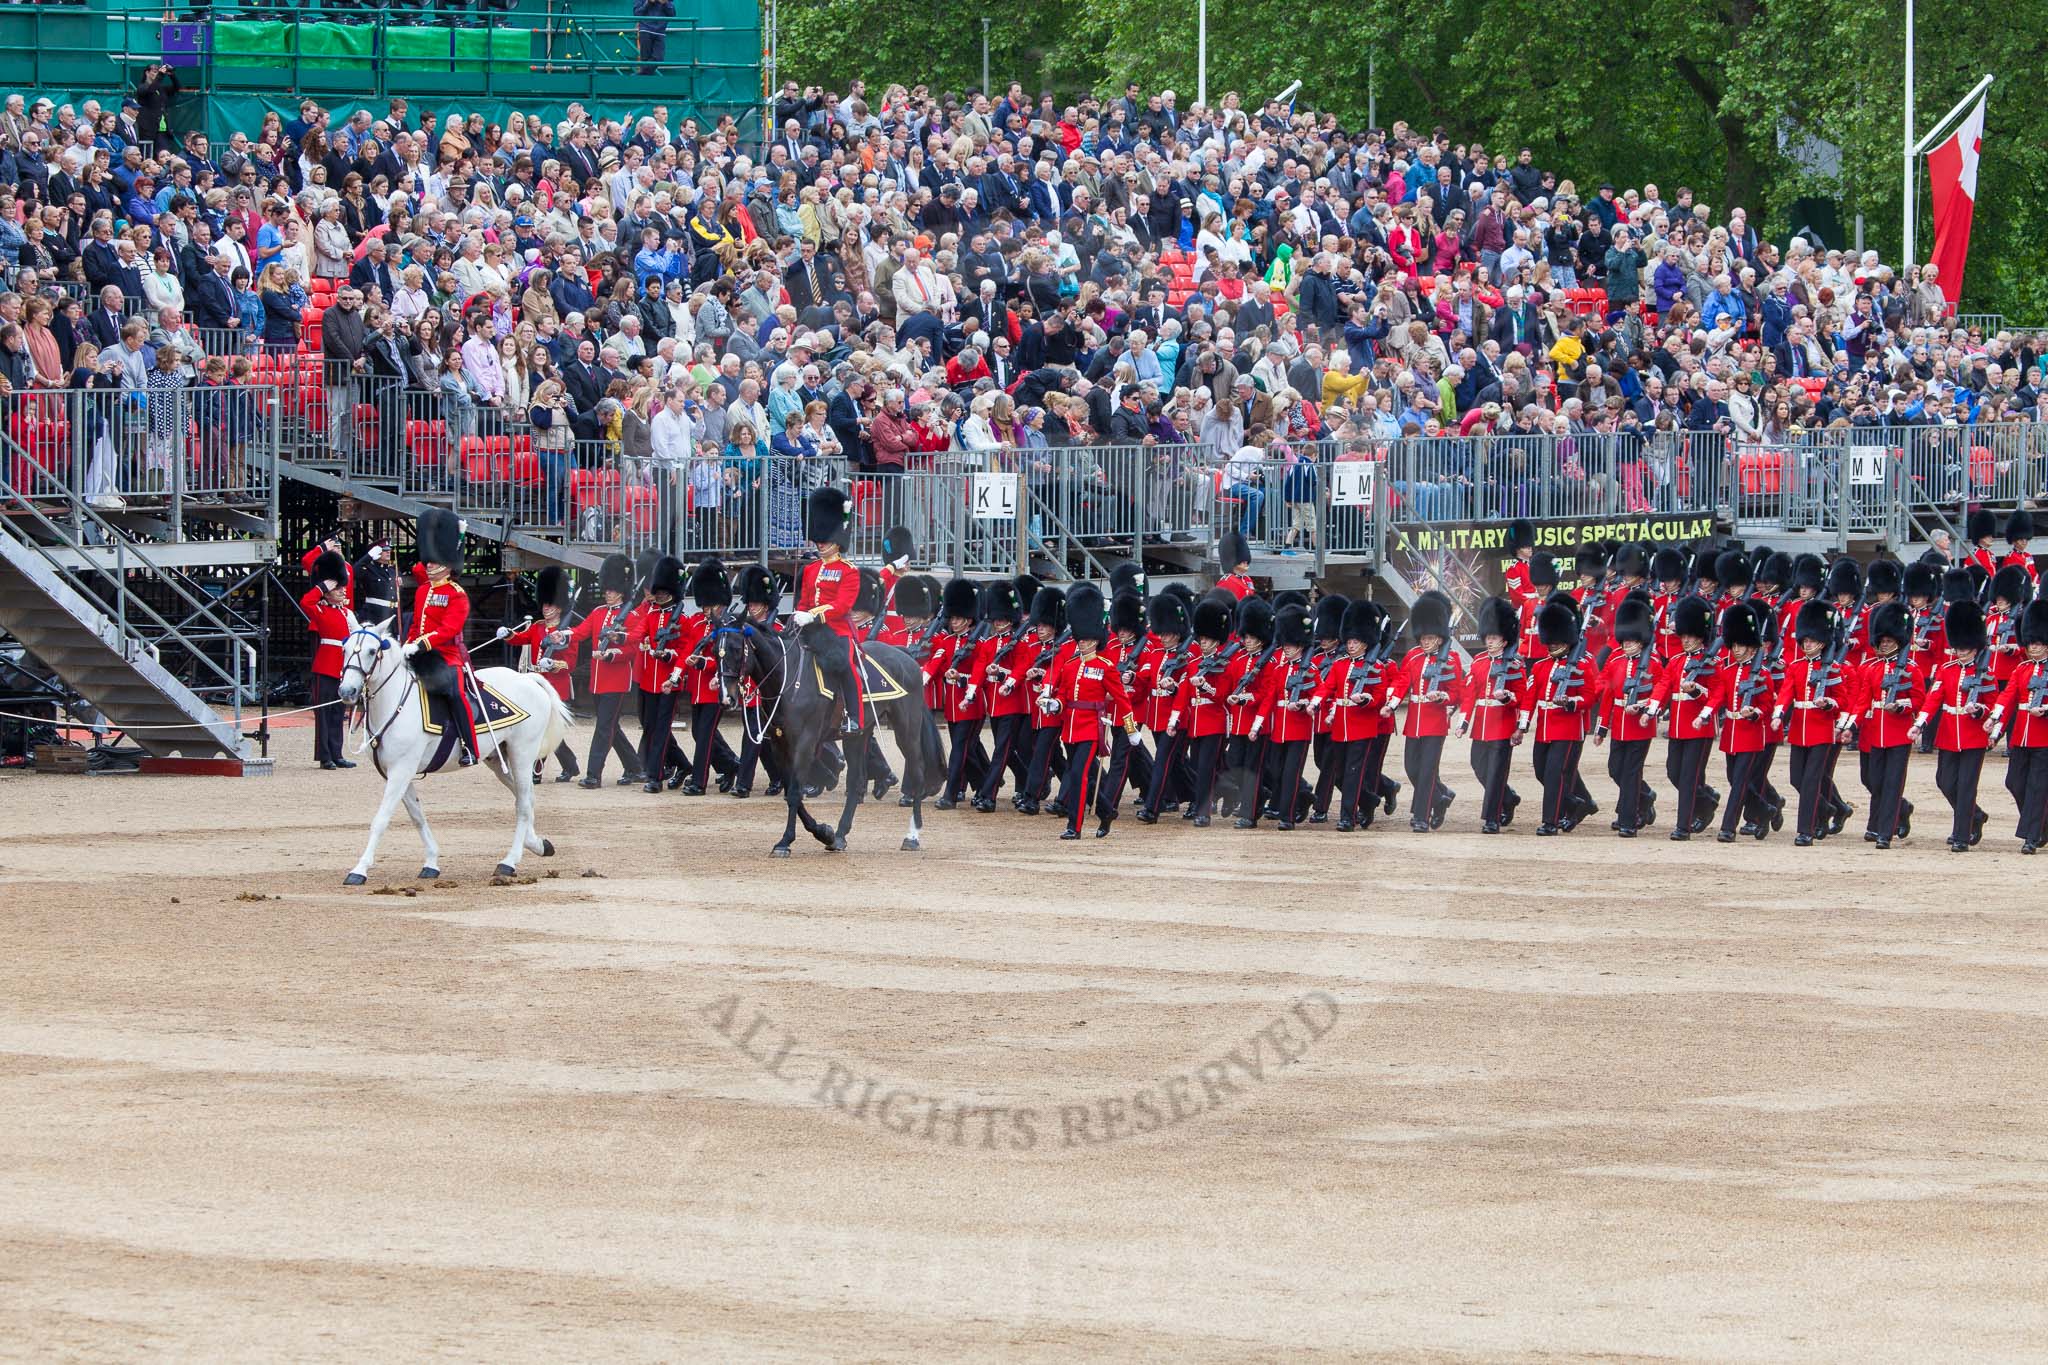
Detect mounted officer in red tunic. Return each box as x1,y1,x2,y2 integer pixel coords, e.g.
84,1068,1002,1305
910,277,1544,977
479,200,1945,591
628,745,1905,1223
404,508,478,766
793,488,864,736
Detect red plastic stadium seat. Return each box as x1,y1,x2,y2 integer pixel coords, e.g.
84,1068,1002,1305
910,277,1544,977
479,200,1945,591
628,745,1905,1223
408,420,445,468
622,485,657,532
1737,449,1785,495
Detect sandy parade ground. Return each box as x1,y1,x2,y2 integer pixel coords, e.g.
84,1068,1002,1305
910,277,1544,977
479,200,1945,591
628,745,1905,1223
5,719,2048,1362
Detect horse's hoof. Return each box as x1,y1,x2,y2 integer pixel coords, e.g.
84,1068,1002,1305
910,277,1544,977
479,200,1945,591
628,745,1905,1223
494,862,517,877
770,846,791,859
418,867,439,880
812,826,837,848
829,835,847,853
343,872,367,887
900,837,921,851
540,839,555,857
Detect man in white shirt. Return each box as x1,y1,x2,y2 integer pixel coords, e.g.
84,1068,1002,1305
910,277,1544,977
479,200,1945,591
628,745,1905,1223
649,387,694,468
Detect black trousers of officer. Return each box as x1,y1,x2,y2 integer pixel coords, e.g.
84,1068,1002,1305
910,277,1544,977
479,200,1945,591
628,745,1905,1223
1722,749,1771,836
1184,732,1226,819
1936,747,1988,845
944,718,983,801
1025,723,1063,802
1404,733,1449,823
311,672,345,765
1787,742,1839,838
1061,736,1101,835
1758,741,1785,815
1534,739,1582,828
1311,733,1339,816
1667,736,1713,833
586,689,642,781
1861,743,1911,839
637,688,678,785
2007,744,2048,844
1470,737,1514,824
977,712,1026,803
1607,738,1651,831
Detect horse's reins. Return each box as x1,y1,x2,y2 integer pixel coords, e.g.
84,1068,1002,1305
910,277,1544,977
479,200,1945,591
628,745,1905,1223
718,620,791,747
339,626,419,757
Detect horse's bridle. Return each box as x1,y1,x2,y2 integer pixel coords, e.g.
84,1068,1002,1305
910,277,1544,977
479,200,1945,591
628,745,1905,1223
339,626,418,753
715,616,791,745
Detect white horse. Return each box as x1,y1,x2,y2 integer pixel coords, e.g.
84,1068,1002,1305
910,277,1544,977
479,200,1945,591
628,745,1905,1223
334,617,572,886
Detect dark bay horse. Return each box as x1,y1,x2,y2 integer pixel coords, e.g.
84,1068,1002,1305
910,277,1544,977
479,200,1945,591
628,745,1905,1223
714,614,942,856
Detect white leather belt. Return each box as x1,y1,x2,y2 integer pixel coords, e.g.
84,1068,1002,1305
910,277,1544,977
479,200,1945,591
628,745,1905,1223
318,637,346,647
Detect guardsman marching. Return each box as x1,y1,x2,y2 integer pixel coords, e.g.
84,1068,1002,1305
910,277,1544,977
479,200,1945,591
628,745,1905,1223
503,565,582,783
301,548,355,771
1519,551,1558,659
1521,596,1597,835
1988,598,2048,852
1098,589,1155,822
1135,591,1196,823
567,553,645,788
1165,595,1236,827
1650,547,1688,664
1710,602,1777,843
627,555,686,792
730,562,789,799
965,581,1027,812
1772,601,1851,845
1647,596,1724,840
1385,591,1463,832
1593,594,1658,836
1503,519,1539,613
930,577,984,808
1020,586,1073,815
1984,565,2030,691
1912,598,1996,852
405,508,477,766
1223,597,1281,828
1965,508,2001,579
1255,604,1319,829
1315,600,1393,831
2005,509,2039,591
1458,596,1527,832
1042,584,1134,840
1854,600,1921,848
679,558,737,795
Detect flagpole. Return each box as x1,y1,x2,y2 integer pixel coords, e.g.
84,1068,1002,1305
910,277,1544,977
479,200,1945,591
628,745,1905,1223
1902,0,1915,267
1197,0,1207,109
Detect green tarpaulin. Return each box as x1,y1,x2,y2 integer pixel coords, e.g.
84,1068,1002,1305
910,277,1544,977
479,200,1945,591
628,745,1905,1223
200,21,529,73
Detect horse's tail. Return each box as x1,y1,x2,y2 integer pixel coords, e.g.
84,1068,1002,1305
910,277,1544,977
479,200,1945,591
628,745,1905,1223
544,696,573,756
917,707,945,797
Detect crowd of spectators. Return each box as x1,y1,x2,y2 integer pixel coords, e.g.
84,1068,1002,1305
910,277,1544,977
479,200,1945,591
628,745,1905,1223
1,71,2044,541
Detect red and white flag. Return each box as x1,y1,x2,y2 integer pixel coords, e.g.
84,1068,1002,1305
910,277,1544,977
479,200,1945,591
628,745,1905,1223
1926,91,1987,307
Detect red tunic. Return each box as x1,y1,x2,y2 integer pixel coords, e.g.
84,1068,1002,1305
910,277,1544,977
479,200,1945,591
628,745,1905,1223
1171,643,1237,738
1316,654,1394,742
797,556,860,634
1773,653,1854,748
627,600,690,694
569,603,637,695
1046,650,1133,744
505,618,581,701
1715,655,1773,754
1265,654,1322,743
300,588,350,679
1522,651,1599,742
1029,639,1077,730
1215,572,1256,601
1917,658,1996,751
1461,652,1528,741
407,568,470,666
1854,654,1923,750
1652,649,1725,742
1596,648,1659,743
1387,645,1465,738
1994,659,2048,748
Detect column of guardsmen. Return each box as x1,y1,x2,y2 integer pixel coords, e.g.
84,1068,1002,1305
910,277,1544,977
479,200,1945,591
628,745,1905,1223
300,511,2048,852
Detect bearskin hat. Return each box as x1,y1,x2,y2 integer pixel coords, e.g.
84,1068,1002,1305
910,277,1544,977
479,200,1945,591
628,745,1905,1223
688,557,731,611
1273,589,1311,611
1147,592,1191,639
535,566,569,612
1477,595,1519,642
854,567,885,618
736,563,779,609
882,525,916,564
1902,561,1940,603
1612,595,1654,647
2008,507,2036,544
941,577,981,622
1341,598,1382,648
311,549,348,591
1673,594,1714,642
1160,581,1197,609
1192,597,1233,642
1968,507,1999,544
1275,604,1312,650
1649,547,1687,584
635,548,661,587
1941,567,1977,605
1715,548,1752,589
1791,553,1826,594
417,507,461,567
1529,551,1559,589
2023,599,2048,648
1947,599,1988,652
1507,518,1536,551
1575,544,1608,581
1967,562,1991,599
1864,557,1903,599
1990,564,2031,607
894,573,935,621
805,487,852,547
1237,596,1276,645
1312,593,1349,641
1613,543,1650,580
647,554,684,600
1110,591,1147,637
1756,551,1793,590
599,552,633,596
983,581,1021,624
1110,561,1147,599
1690,546,1723,584
1794,600,1834,643
1220,529,1252,569
1868,600,1912,650
1035,585,1070,632
1824,558,1863,601
1409,591,1452,641
1067,584,1108,643
1013,573,1042,611
1721,600,1763,650
1536,599,1580,649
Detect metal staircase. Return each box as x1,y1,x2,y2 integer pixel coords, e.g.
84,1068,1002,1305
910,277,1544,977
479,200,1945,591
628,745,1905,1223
0,447,258,762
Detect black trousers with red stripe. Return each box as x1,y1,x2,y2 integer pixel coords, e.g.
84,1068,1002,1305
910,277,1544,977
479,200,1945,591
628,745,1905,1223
1061,736,1101,835
1935,747,1987,845
1860,744,1911,840
1403,733,1449,822
1269,739,1311,824
311,672,345,765
976,712,1027,803
2007,745,2048,844
1470,737,1514,824
1606,737,1651,830
1787,742,1839,838
1534,739,1583,828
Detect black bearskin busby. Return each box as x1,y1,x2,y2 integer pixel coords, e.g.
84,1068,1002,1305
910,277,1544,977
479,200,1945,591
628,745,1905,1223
1612,595,1654,647
1968,507,1999,544
1341,599,1382,648
854,567,885,618
1869,600,1912,650
647,554,683,601
2007,507,2036,544
1192,597,1232,643
1650,547,1687,585
1477,595,1519,643
311,549,348,591
688,557,731,611
1757,551,1793,591
1110,562,1147,599
1013,573,1041,612
1613,543,1650,581
983,580,1021,624
1033,585,1069,632
894,574,935,621
941,577,981,623
882,525,915,564
1990,564,2031,607
1237,596,1276,645
1947,599,1988,652
1575,544,1608,582
1147,592,1191,640
1312,593,1349,642
1160,581,1197,609
417,507,461,567
1068,584,1108,643
1690,546,1723,585
1536,599,1580,649
1721,601,1764,650
1275,604,1312,650
1715,548,1752,590
599,552,633,597
1507,518,1536,551
1529,551,1559,589
1864,558,1903,600
1273,589,1311,611
1903,561,1940,603
1824,557,1863,601
2023,599,2048,647
1941,567,1977,605
1409,591,1452,641
1792,553,1826,594
1794,600,1834,643
1672,594,1714,642
1110,591,1147,638
535,566,569,612
1220,530,1252,571
805,487,852,547
737,563,778,609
